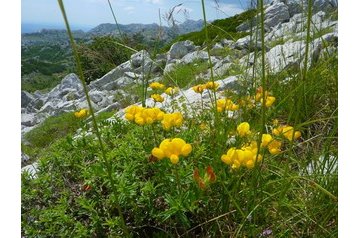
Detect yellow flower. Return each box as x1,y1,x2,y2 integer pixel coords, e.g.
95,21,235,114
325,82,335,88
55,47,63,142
192,84,206,94
268,140,282,155
221,142,262,169
261,96,276,107
273,125,301,141
125,105,164,125
151,94,164,103
149,82,165,90
151,138,192,164
165,87,179,96
216,98,239,112
237,122,251,137
205,81,219,90
261,134,273,147
74,109,89,119
161,112,183,130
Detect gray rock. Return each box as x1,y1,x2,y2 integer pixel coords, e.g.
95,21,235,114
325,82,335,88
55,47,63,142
130,50,152,68
95,102,121,116
89,62,130,89
21,91,35,108
168,40,195,60
233,36,251,50
124,71,140,79
212,43,223,50
21,152,30,164
39,101,56,114
163,63,178,74
21,113,37,127
21,162,38,178
221,39,235,47
59,73,82,91
181,50,209,64
313,0,338,13
266,40,305,73
265,1,290,29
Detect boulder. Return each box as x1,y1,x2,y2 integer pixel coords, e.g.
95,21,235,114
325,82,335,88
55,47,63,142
130,50,152,68
21,113,37,127
264,1,290,29
21,152,30,164
21,91,35,108
168,40,196,60
89,61,130,90
181,51,209,64
21,162,38,178
266,40,305,73
221,39,235,47
59,73,82,91
313,0,338,13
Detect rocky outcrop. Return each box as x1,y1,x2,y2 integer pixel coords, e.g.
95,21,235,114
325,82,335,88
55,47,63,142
265,1,290,29
167,40,196,61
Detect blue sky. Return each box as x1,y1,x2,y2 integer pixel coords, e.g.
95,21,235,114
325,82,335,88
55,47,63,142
22,0,251,29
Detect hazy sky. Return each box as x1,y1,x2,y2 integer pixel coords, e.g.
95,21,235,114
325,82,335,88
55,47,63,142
22,0,251,28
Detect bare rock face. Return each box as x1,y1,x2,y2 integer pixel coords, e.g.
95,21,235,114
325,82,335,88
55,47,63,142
167,40,196,61
21,91,35,108
264,1,290,29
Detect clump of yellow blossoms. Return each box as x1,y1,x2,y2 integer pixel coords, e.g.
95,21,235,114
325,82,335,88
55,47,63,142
74,109,89,119
152,138,192,164
255,87,276,107
237,122,251,137
149,82,165,90
221,141,262,169
205,81,219,91
192,84,205,94
165,87,179,96
273,125,301,141
216,98,239,112
261,134,282,155
125,105,164,125
151,94,164,103
161,112,184,130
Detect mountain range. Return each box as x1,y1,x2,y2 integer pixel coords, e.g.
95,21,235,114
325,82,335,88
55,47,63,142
21,20,204,46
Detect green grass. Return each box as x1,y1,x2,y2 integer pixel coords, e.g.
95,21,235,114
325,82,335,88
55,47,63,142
162,60,210,88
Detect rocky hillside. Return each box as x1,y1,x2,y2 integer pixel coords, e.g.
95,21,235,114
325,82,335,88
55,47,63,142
22,0,337,166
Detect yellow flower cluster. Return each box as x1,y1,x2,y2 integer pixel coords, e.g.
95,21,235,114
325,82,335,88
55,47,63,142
216,98,239,112
151,94,164,103
261,134,282,155
125,105,164,125
255,87,276,107
161,112,184,130
152,138,192,164
165,87,179,96
221,141,262,169
149,82,165,90
273,125,301,141
74,109,89,119
237,122,251,137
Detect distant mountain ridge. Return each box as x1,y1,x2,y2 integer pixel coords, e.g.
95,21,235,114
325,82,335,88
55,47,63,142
22,20,204,46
